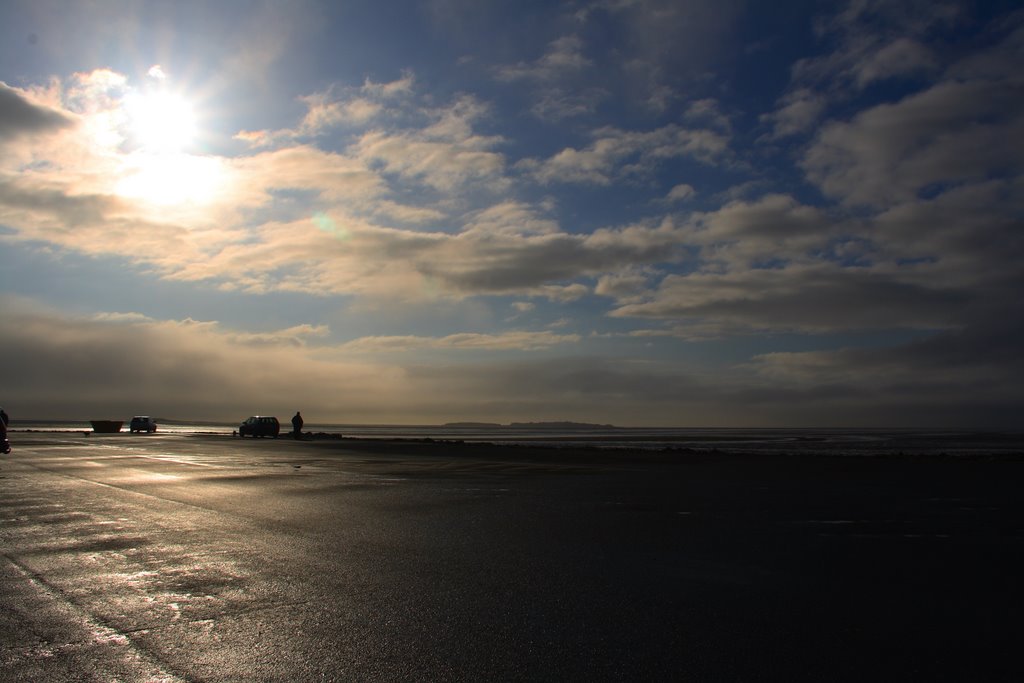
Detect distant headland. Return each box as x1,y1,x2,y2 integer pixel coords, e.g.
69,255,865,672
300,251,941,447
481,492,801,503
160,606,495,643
443,421,617,429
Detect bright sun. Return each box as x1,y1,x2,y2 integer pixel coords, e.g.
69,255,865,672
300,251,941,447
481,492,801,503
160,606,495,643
115,88,223,206
125,91,197,153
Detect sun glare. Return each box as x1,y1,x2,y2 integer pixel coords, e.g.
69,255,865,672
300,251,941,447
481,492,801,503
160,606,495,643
114,85,225,206
125,91,197,153
116,153,224,206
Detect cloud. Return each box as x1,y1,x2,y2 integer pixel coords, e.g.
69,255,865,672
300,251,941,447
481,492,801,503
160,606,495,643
235,73,415,147
298,95,381,133
760,88,826,140
409,214,689,297
495,35,591,82
870,178,1024,274
230,324,331,348
795,34,938,93
0,67,713,306
92,311,155,323
64,69,129,110
396,355,736,426
595,268,656,304
540,284,590,302
528,87,609,121
338,330,581,353
0,177,126,234
761,2,952,141
0,298,630,425
665,184,696,203
372,200,446,225
141,203,619,302
667,193,833,273
0,139,388,275
0,97,698,306
602,192,1005,337
489,4,742,121
851,37,937,87
5,291,1016,427
351,94,508,193
946,12,1024,81
0,82,77,141
611,264,972,335
802,79,1024,207
354,130,507,193
748,317,1024,427
519,124,729,185
227,144,387,206
6,53,1014,346
297,73,415,135
361,72,416,98
493,34,605,124
683,98,731,133
462,201,560,237
579,0,744,84
233,129,272,147
793,1,952,92
0,299,405,422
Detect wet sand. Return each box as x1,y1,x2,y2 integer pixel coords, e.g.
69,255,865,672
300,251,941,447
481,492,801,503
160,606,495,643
3,432,1023,680
279,433,1024,680
298,427,1024,458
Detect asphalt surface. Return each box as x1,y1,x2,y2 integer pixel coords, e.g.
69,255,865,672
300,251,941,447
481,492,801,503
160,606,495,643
1,432,1023,681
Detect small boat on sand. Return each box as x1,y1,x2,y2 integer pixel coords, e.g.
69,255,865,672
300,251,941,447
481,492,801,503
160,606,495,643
90,420,123,433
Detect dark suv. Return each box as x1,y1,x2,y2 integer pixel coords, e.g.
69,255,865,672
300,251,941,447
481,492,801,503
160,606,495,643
129,416,157,433
239,416,280,438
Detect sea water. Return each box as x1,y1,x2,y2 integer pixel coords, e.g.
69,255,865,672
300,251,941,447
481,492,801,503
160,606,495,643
8,420,1024,456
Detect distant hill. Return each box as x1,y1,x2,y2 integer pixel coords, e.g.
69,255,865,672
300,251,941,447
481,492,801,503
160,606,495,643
443,421,618,429
508,421,616,430
443,422,503,428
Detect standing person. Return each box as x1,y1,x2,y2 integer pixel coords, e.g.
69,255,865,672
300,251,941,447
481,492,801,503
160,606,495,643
291,411,304,440
0,407,9,454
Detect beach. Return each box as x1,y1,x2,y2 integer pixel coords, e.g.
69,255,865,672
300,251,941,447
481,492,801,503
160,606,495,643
2,432,1023,681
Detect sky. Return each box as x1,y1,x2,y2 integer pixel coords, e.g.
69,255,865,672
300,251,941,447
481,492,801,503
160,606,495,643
0,0,1022,427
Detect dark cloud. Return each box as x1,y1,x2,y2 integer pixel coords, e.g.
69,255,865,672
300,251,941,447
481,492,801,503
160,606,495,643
0,82,75,141
401,355,732,425
803,80,1024,207
0,178,118,226
611,265,976,334
749,315,1024,428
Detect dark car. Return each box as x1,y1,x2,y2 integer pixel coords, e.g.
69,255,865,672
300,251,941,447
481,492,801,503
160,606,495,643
129,416,157,433
239,416,280,438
